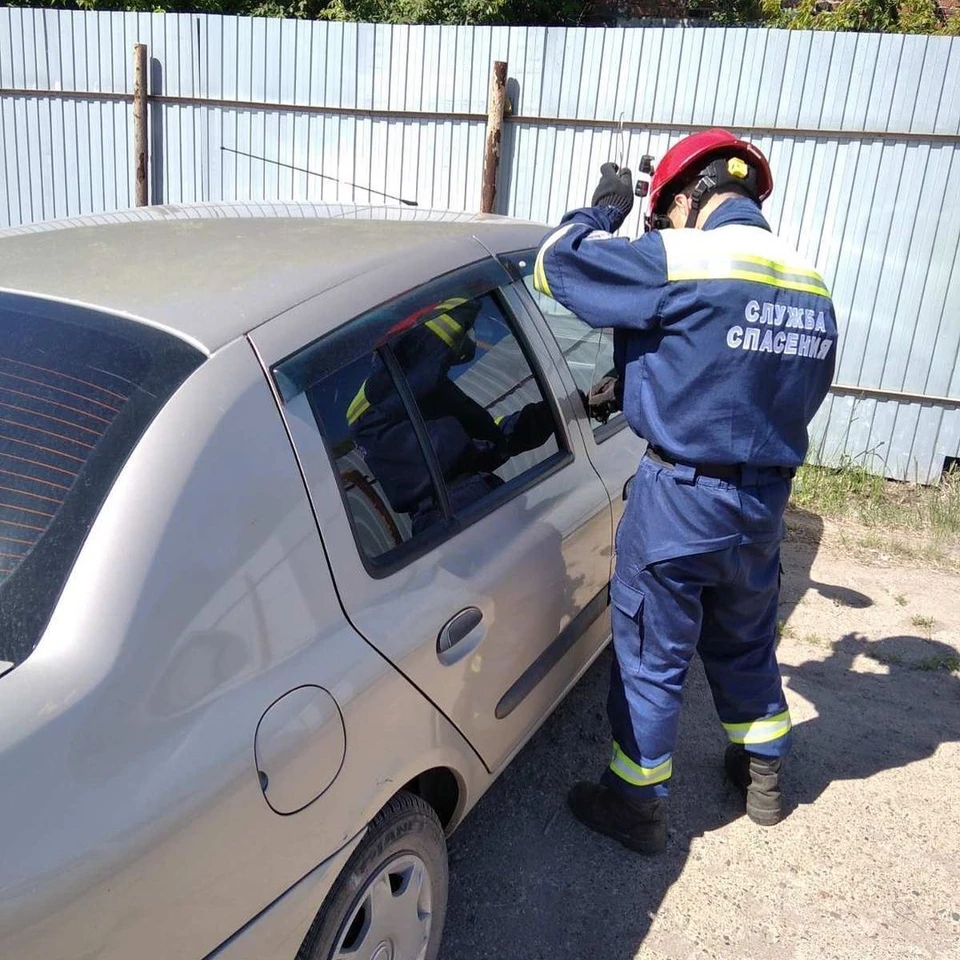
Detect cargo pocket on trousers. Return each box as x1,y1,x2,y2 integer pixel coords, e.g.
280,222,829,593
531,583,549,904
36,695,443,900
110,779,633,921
610,575,645,677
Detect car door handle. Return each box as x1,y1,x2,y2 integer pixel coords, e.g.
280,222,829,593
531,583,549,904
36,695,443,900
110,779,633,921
437,607,484,665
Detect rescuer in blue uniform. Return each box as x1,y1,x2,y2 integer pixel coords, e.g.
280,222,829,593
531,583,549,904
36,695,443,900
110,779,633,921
534,129,838,854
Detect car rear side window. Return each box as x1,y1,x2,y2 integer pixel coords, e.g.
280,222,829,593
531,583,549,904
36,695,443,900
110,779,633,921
274,262,567,572
0,293,204,671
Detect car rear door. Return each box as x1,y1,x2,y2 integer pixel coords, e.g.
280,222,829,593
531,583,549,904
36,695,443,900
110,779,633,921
252,251,613,773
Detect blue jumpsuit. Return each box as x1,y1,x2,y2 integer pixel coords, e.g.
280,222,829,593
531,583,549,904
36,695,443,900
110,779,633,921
535,197,838,799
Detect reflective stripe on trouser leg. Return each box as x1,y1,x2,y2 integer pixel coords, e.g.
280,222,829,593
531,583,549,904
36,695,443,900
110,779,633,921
722,709,792,746
603,529,712,801
697,537,793,760
603,637,676,801
607,742,672,788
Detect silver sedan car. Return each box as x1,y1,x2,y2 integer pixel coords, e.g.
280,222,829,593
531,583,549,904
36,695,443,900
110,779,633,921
0,204,643,960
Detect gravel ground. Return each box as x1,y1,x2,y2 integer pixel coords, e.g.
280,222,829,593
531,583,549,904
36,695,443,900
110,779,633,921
440,514,960,960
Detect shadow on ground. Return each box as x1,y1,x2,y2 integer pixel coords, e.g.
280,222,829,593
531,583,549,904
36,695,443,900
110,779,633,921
440,507,960,960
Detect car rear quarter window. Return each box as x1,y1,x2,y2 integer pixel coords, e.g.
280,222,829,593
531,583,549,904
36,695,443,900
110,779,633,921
0,293,204,671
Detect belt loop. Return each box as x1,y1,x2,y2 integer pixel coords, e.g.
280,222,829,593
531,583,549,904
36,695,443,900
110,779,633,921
672,463,696,485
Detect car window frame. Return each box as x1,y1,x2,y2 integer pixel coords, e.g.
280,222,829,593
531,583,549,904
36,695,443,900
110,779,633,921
272,258,574,580
501,249,630,446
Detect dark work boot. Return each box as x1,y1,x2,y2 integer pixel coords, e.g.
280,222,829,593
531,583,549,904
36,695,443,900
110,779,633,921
567,782,667,854
724,743,783,826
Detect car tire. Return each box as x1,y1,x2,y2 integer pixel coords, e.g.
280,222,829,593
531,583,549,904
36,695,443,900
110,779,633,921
297,791,448,960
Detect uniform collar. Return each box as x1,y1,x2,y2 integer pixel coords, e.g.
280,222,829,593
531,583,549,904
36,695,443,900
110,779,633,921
702,196,770,232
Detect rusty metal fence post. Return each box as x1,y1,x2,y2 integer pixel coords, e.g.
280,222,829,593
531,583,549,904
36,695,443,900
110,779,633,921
133,43,148,206
480,61,507,214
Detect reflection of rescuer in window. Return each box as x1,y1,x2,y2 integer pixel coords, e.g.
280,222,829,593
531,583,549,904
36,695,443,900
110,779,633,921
347,298,555,536
535,129,839,854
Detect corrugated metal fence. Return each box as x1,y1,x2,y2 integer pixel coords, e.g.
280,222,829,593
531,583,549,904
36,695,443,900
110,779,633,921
1,8,959,481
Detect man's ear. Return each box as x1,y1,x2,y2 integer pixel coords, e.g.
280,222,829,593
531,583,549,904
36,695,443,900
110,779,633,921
668,193,687,229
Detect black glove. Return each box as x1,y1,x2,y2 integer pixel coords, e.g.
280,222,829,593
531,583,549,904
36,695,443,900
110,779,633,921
591,163,635,220
587,375,620,424
577,376,621,425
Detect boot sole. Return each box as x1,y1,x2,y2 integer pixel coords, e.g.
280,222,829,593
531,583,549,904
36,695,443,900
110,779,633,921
745,799,782,826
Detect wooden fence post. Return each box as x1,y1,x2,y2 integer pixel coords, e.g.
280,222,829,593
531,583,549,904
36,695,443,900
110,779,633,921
133,43,148,206
481,61,508,214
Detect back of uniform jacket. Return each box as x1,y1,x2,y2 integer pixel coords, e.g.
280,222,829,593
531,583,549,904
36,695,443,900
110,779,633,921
534,196,837,468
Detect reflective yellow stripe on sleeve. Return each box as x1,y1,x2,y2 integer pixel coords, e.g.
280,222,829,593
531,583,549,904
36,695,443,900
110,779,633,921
346,382,370,426
349,299,471,426
431,299,470,331
533,224,575,298
423,299,470,348
608,742,673,787
435,313,464,335
722,709,792,746
424,318,458,348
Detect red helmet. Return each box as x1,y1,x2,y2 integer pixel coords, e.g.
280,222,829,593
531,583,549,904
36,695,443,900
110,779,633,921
645,128,773,230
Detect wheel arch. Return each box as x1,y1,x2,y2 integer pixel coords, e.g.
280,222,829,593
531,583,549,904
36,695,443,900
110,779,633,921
400,766,464,834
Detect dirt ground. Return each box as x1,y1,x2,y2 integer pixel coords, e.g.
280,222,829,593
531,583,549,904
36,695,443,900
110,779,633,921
440,509,960,960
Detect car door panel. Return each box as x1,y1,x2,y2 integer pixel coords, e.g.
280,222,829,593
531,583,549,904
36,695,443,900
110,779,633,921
253,260,613,772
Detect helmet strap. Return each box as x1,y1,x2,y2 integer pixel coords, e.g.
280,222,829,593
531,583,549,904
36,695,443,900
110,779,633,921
684,188,705,229
683,168,720,228
683,157,759,228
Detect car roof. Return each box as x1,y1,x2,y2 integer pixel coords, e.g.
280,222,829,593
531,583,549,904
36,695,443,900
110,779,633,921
0,203,547,354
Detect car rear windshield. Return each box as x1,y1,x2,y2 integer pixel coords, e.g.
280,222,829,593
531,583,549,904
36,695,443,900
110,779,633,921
0,292,204,672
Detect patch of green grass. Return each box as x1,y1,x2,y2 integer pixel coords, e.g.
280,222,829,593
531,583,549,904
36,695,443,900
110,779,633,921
910,614,935,636
791,459,960,541
833,528,959,573
792,457,887,521
776,619,794,640
893,593,908,606
916,655,960,673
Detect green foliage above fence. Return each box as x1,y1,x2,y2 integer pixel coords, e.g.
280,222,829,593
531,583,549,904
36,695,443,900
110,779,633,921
4,0,959,31
747,0,960,34
4,0,590,24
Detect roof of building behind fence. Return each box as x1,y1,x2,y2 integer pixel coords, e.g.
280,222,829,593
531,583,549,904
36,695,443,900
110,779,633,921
0,203,543,353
